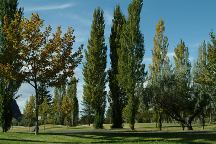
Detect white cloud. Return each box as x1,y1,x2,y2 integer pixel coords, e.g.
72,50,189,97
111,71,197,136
16,83,35,113
25,3,75,12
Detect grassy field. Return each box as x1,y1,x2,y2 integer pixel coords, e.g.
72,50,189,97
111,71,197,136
0,123,216,143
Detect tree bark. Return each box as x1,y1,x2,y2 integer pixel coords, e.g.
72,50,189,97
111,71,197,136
158,112,162,131
35,87,39,135
129,123,135,130
181,123,185,131
186,121,193,130
111,99,123,128
209,112,212,124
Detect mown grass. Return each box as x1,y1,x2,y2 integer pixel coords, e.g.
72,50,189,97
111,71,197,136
0,123,216,143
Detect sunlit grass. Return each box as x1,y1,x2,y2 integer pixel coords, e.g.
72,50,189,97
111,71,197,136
0,123,215,143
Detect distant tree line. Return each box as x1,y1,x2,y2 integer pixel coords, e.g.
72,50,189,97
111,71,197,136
1,0,216,135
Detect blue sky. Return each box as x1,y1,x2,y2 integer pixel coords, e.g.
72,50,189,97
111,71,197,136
17,0,216,112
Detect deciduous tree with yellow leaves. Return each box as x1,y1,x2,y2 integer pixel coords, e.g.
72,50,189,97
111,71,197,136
1,13,83,135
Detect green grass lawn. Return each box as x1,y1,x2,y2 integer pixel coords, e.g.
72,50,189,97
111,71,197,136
0,123,216,143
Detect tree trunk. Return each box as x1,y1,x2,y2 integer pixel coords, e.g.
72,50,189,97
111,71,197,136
187,125,193,130
159,112,162,131
201,113,205,130
181,123,185,131
94,110,104,129
88,114,91,126
44,119,46,131
186,121,193,130
111,99,123,129
71,112,74,126
35,88,39,135
129,123,135,130
209,112,212,124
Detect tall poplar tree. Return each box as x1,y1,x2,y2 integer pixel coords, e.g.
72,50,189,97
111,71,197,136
118,0,145,130
0,0,23,132
83,8,107,129
109,5,126,128
173,40,191,97
61,95,72,125
39,97,49,130
173,40,192,130
202,32,216,85
193,41,211,128
23,96,35,130
67,77,79,126
149,19,169,131
53,85,66,125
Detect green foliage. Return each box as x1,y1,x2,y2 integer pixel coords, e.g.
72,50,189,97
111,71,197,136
0,0,22,22
170,40,210,130
52,85,66,125
109,5,126,128
21,14,82,134
80,100,94,126
38,83,52,105
200,32,216,86
83,8,107,129
149,36,211,130
149,19,169,131
173,40,191,112
0,0,23,132
149,19,169,82
61,95,72,126
67,77,79,126
39,96,49,130
1,13,83,134
23,96,35,128
104,106,112,124
0,0,216,135
117,0,145,130
193,41,214,127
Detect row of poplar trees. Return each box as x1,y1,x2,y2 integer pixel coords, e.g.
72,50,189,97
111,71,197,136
83,0,216,131
1,0,216,134
0,0,83,135
83,0,145,130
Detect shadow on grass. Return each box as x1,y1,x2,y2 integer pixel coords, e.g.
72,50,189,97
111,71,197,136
0,138,79,144
43,131,216,144
0,138,47,143
2,131,216,143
